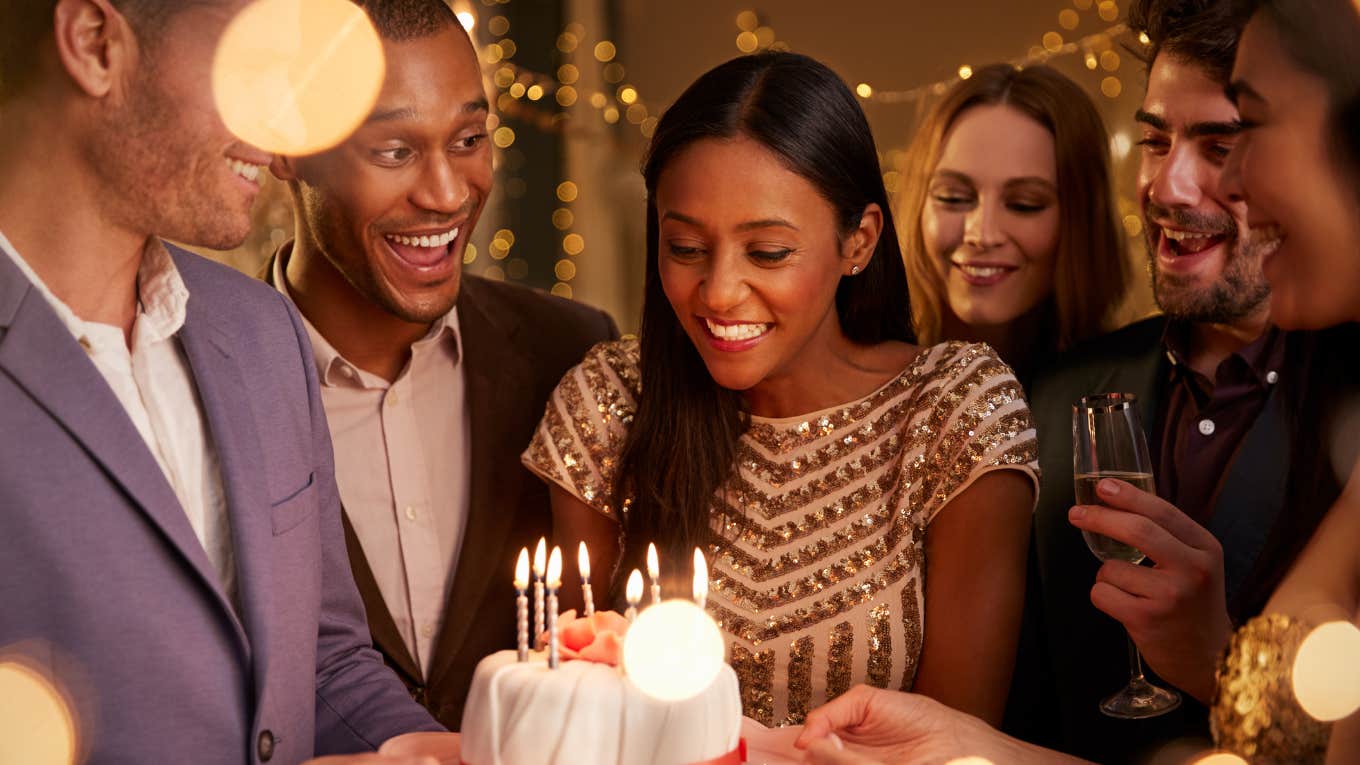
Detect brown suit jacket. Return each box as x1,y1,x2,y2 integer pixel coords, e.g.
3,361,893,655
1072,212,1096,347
262,251,618,729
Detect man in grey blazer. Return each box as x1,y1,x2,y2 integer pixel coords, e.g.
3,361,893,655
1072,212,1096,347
0,1,450,762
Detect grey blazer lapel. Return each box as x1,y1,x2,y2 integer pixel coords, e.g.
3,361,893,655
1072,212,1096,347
176,286,271,674
0,263,241,618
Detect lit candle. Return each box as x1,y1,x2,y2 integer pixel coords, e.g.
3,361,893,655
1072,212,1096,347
578,541,595,618
546,546,563,669
693,547,708,611
532,537,546,645
625,569,643,624
647,542,661,606
514,548,530,662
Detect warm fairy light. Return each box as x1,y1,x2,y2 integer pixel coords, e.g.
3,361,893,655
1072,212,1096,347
550,283,573,299
1292,621,1360,721
754,26,775,48
493,126,515,148
563,234,585,255
578,542,591,581
622,600,725,702
735,31,759,53
647,543,660,581
1043,31,1064,52
589,92,608,109
509,82,526,99
456,11,475,31
556,182,579,203
212,0,384,155
603,106,620,124
1138,31,1152,45
0,659,78,765
692,548,708,606
1098,0,1119,21
1110,132,1132,160
1188,754,1248,765
552,209,574,230
1122,214,1143,238
618,86,638,105
958,65,973,80
557,64,579,84
514,548,529,590
487,15,509,36
594,41,617,62
603,63,626,84
499,39,517,58
526,84,544,101
556,86,578,107
547,546,563,588
626,104,648,124
555,259,577,281
533,537,547,578
855,83,873,98
1101,50,1121,71
626,569,644,605
462,243,478,264
736,10,759,31
1058,8,1079,29
1101,76,1123,99
1085,52,1099,70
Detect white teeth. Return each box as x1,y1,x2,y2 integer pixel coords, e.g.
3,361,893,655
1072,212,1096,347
704,318,770,341
385,227,460,249
1163,229,1214,242
959,264,1007,278
226,158,263,183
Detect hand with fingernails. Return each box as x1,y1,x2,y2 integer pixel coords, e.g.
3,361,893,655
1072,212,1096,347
1067,477,1233,704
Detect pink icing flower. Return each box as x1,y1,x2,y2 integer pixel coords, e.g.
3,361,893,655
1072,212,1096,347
537,609,630,665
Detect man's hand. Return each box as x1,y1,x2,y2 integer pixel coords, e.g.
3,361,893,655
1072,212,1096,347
1068,477,1233,703
796,686,1076,765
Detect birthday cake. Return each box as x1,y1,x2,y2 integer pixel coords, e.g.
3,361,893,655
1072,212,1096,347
459,611,743,765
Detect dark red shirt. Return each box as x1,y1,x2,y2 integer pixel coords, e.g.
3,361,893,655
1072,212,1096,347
1154,322,1289,526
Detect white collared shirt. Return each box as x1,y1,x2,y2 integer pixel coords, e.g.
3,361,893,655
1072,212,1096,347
273,250,470,678
0,231,236,610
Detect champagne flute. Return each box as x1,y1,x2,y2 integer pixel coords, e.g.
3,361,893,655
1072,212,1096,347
1073,393,1182,719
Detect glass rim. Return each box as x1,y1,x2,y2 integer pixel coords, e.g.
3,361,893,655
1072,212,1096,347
1073,392,1138,412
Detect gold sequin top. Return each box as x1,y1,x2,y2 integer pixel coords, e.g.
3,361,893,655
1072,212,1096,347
522,338,1039,725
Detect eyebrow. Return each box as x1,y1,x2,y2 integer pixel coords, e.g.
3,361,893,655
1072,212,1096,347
660,211,800,232
1135,108,1241,138
364,98,490,125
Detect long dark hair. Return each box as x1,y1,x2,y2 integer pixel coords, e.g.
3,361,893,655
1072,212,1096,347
1230,0,1360,618
613,52,914,584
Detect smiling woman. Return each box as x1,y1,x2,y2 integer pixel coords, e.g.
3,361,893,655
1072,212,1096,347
523,51,1040,729
897,64,1128,383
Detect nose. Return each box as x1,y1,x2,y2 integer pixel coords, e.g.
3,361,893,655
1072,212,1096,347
963,197,1005,251
698,250,751,315
1148,145,1205,210
411,154,470,214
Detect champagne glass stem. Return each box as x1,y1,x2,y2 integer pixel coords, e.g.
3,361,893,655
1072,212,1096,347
1126,634,1146,683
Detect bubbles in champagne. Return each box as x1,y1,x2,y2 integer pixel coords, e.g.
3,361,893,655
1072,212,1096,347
1074,471,1154,563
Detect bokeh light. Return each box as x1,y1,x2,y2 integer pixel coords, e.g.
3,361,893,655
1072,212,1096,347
0,659,78,765
563,233,585,255
594,41,617,62
212,0,385,155
1101,50,1121,71
456,11,475,31
736,31,759,52
1189,754,1248,765
958,65,973,80
555,259,578,281
736,10,759,32
623,600,725,702
1043,31,1064,52
1058,9,1080,29
1293,621,1360,721
1098,0,1119,21
855,82,873,98
1101,76,1123,99
556,182,579,203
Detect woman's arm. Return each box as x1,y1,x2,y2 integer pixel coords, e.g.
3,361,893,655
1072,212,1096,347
548,484,622,614
1264,472,1360,626
911,469,1034,726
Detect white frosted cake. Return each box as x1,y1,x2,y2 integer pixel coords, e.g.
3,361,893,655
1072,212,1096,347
459,649,743,765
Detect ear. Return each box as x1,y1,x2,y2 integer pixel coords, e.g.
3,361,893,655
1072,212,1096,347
52,0,137,99
842,202,884,275
270,154,300,182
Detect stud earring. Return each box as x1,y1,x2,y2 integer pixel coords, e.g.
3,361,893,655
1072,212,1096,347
850,265,861,274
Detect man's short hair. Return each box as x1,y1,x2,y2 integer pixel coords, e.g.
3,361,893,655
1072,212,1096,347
351,0,460,42
1127,0,1245,84
0,1,173,101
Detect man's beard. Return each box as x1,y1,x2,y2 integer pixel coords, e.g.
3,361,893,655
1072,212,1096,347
1146,202,1271,323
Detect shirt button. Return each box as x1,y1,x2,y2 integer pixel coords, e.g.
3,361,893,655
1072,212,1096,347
1199,418,1216,436
421,623,436,638
405,505,417,521
1266,370,1279,384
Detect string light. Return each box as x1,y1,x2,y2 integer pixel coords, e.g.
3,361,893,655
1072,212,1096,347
957,65,973,80
1100,50,1121,71
593,40,616,62
1058,9,1080,29
1043,31,1065,52
856,83,874,98
1101,76,1123,98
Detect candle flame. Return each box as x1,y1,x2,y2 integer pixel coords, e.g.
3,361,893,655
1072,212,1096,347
514,548,529,589
626,569,643,604
533,537,547,577
693,548,708,602
578,541,591,580
646,542,659,580
547,546,563,588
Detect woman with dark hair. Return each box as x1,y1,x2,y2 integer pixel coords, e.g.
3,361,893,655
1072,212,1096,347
523,52,1039,726
897,64,1128,383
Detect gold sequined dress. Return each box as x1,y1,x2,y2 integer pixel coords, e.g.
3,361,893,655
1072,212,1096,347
522,338,1039,725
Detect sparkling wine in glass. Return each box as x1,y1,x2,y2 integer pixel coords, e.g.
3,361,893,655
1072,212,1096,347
1073,393,1181,719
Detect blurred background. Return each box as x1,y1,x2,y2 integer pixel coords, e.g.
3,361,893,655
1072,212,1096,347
204,0,1155,333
